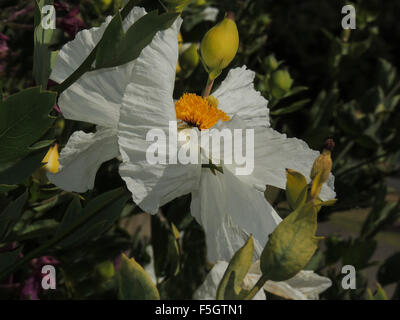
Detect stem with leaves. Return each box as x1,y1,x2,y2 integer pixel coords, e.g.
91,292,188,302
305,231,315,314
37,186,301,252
243,274,268,300
53,0,138,95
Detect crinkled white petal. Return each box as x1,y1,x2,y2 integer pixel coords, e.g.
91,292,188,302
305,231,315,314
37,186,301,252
204,116,335,200
190,167,282,263
247,126,335,200
248,261,332,300
213,66,270,127
51,7,147,128
117,18,200,214
264,270,332,300
193,261,266,300
47,127,118,192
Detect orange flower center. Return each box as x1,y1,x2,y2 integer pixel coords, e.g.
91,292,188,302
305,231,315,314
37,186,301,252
175,93,230,130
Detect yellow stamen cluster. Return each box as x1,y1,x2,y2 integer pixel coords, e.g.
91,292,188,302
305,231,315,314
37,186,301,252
175,93,230,130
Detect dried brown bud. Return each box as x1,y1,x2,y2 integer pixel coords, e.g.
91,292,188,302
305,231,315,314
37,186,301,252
324,138,335,152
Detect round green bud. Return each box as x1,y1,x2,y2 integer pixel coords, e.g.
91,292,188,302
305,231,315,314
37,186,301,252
269,69,293,99
96,261,115,280
195,0,207,6
180,44,200,71
164,0,191,12
265,54,279,72
98,0,112,12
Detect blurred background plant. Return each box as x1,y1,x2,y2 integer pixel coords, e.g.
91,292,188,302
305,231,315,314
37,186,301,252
0,0,399,299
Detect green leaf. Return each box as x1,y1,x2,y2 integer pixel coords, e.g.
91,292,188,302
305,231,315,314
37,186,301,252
95,10,179,69
270,99,311,116
0,149,48,185
33,0,55,88
361,195,400,239
0,248,21,272
285,169,308,210
377,252,400,286
0,184,18,193
56,191,129,248
28,139,55,150
0,192,28,241
366,284,388,300
151,215,180,278
342,239,377,269
95,12,125,68
0,87,56,167
118,253,160,300
216,236,254,300
310,170,323,199
260,202,322,281
14,219,59,241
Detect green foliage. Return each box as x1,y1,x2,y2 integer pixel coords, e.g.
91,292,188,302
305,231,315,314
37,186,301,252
260,201,322,282
0,0,399,301
377,252,400,286
33,0,55,88
56,191,129,248
95,10,179,69
151,215,180,279
216,236,254,300
0,87,56,169
0,192,27,242
118,253,160,300
367,284,388,300
285,169,308,210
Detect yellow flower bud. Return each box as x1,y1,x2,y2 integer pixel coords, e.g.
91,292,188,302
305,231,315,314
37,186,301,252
180,44,199,71
164,0,191,13
42,144,60,174
200,12,239,79
310,139,335,184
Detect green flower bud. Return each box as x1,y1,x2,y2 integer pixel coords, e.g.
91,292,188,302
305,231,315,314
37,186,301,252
269,69,293,99
96,261,115,280
200,12,239,79
164,0,190,13
97,0,112,12
265,54,279,72
195,0,207,6
180,44,199,71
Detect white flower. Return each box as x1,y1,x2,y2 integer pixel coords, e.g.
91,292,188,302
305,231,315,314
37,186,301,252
193,261,332,300
49,7,335,263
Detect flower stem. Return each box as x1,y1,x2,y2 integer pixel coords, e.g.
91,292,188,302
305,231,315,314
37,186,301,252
243,274,268,300
203,76,214,98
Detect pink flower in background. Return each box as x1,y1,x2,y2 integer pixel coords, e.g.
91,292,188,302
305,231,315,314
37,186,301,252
20,256,60,300
55,1,86,38
0,33,10,73
0,246,60,300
